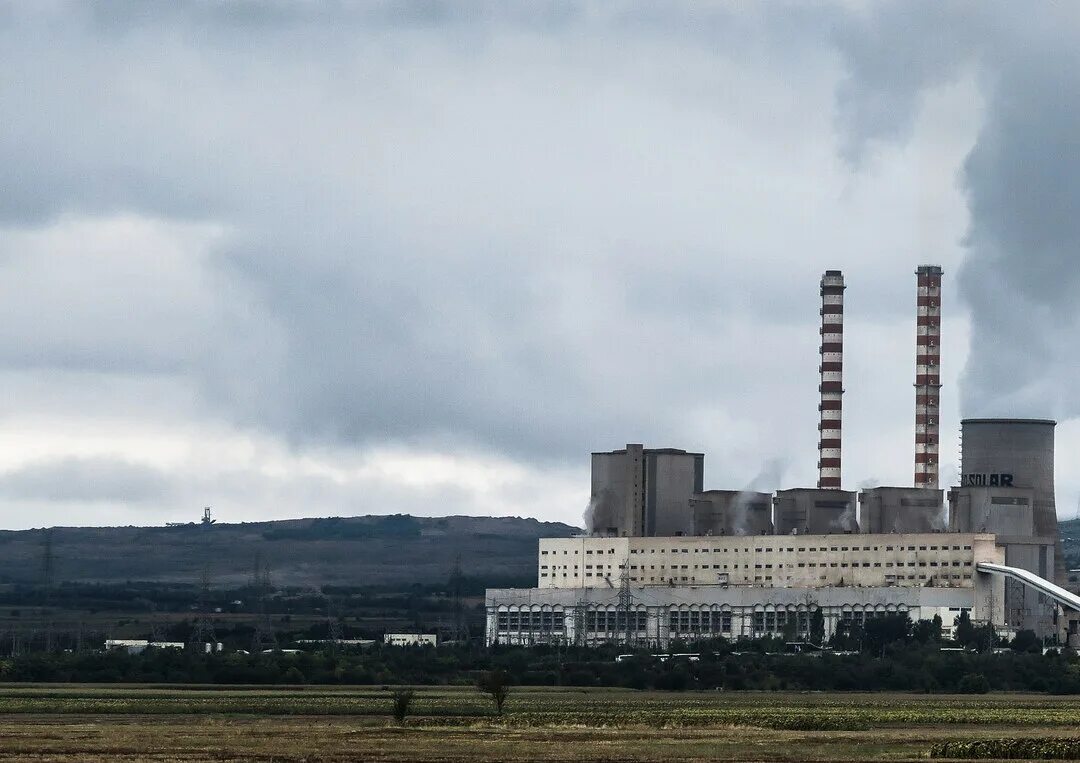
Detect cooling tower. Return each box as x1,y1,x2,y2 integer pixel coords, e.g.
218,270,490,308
959,419,1057,542
954,418,1062,635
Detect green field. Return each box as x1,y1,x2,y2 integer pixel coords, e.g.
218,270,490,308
0,686,1077,761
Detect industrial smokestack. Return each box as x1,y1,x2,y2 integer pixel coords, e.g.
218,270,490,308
914,265,943,488
818,270,845,489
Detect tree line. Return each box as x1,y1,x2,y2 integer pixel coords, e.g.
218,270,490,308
0,623,1076,694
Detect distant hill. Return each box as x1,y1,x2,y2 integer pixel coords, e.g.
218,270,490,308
1,515,1074,592
0,515,580,590
1061,517,1079,573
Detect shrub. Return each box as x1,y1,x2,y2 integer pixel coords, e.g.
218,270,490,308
282,667,306,684
390,689,413,725
476,669,511,716
957,673,990,694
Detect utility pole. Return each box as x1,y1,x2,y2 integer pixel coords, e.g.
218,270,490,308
618,566,633,647
313,587,342,651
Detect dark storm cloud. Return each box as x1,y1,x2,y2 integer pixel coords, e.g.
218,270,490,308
0,457,171,504
835,2,1080,419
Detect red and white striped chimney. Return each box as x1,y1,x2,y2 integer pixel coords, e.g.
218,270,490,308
818,270,845,489
914,265,943,488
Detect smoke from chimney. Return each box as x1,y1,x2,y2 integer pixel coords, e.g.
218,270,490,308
730,457,788,534
583,488,618,536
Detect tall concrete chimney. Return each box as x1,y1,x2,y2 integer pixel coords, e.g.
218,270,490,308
818,270,845,489
914,265,943,488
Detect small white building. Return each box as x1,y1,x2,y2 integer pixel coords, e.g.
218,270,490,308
104,640,186,654
383,633,437,647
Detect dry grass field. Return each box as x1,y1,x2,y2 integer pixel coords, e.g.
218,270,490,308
0,686,1075,761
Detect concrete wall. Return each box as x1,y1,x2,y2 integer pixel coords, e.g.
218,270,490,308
774,489,858,535
690,490,773,536
859,487,945,534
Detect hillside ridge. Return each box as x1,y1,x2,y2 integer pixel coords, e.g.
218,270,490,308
0,514,581,589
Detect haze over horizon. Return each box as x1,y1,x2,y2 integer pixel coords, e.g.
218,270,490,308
3,2,1080,531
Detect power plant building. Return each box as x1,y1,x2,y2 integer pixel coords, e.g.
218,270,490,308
486,269,1079,648
589,445,704,537
773,489,857,535
859,487,945,534
948,418,1062,633
690,490,772,537
490,533,1004,645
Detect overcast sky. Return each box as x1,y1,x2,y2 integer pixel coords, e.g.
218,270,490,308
2,2,1079,530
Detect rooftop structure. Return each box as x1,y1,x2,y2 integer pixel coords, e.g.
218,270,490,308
690,490,772,537
773,488,857,536
589,445,704,537
859,487,945,534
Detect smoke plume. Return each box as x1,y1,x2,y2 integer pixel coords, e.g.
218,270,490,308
835,3,1080,420
584,488,618,536
829,499,858,533
731,457,788,534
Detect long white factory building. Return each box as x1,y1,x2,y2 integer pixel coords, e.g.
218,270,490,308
485,269,1080,648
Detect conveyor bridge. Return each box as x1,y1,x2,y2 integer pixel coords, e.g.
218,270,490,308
976,562,1080,613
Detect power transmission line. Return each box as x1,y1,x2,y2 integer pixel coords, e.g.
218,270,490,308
190,564,218,651
250,551,277,653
